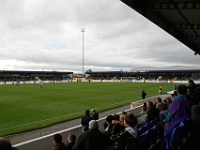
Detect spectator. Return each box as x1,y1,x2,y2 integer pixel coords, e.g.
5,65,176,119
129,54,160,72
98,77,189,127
51,134,66,150
113,114,120,121
154,97,163,110
174,90,178,97
81,109,92,126
146,101,159,123
114,113,138,150
140,102,147,114
163,97,172,107
91,109,99,120
104,115,115,138
0,138,12,150
72,120,110,150
158,102,168,121
64,134,76,150
119,111,127,122
188,79,196,88
156,84,190,138
82,125,89,133
188,79,200,106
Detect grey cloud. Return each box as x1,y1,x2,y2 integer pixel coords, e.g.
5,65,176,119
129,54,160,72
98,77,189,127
0,0,199,72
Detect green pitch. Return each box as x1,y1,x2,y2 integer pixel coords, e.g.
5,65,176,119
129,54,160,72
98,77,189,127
0,82,173,136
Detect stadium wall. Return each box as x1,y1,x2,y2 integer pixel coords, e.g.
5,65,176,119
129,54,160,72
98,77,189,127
1,80,200,85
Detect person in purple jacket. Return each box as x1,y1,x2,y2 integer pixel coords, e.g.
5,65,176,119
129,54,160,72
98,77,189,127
156,84,190,138
164,84,190,133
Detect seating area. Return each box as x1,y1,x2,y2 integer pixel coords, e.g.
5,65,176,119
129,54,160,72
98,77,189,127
125,117,191,150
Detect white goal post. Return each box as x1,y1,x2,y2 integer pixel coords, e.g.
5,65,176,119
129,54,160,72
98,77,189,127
120,77,136,82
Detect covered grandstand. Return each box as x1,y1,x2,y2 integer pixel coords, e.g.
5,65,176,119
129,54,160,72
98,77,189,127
86,69,200,82
0,70,73,84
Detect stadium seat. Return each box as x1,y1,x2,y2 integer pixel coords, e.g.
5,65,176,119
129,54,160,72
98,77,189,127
149,119,156,128
125,139,138,150
181,117,191,139
164,128,174,150
138,131,148,150
170,122,185,149
144,122,151,131
138,126,146,136
146,127,157,148
165,122,185,150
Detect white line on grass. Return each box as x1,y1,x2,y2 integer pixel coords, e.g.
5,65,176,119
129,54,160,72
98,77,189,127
0,98,134,132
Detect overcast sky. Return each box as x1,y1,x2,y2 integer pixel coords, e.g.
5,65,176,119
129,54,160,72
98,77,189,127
0,0,199,73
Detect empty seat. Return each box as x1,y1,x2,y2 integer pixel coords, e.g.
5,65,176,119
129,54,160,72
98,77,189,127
125,139,138,150
138,131,148,150
165,122,185,150
138,126,146,136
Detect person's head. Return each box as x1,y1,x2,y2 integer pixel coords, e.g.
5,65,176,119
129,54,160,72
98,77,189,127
188,79,194,86
53,134,62,145
114,114,120,120
0,138,12,150
91,109,96,114
156,97,162,103
166,97,172,103
124,113,137,128
177,84,187,95
85,109,90,115
106,115,115,125
146,101,153,109
120,113,126,122
67,134,76,144
122,111,127,115
143,102,147,107
89,120,99,130
82,125,89,132
170,94,174,99
174,90,178,96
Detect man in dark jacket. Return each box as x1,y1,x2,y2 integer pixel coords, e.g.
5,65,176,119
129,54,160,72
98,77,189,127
91,109,99,120
146,101,159,123
72,120,110,150
81,109,92,126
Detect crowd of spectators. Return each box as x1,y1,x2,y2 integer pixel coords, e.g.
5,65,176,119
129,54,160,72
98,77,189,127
75,80,199,150
0,75,66,83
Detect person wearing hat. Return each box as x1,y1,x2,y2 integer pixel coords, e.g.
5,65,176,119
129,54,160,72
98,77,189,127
104,115,115,137
72,120,110,150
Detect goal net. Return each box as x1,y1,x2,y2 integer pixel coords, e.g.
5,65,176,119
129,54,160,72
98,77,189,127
120,77,135,82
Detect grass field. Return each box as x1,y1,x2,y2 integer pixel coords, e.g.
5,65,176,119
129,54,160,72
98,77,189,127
0,82,174,136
